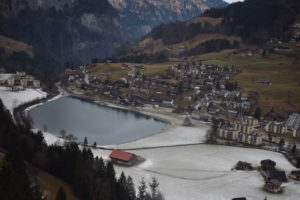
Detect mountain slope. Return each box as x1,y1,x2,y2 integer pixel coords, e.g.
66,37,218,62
108,0,227,40
0,0,227,63
113,0,300,60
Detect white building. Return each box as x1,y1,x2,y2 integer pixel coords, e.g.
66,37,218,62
286,113,300,130
240,132,263,146
265,121,288,134
293,128,300,138
218,128,239,141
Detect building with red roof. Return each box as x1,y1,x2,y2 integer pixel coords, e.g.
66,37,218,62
257,80,272,86
109,150,137,166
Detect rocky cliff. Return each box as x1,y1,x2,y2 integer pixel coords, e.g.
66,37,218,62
0,0,227,63
109,0,227,40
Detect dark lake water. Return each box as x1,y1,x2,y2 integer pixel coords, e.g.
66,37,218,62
29,97,169,145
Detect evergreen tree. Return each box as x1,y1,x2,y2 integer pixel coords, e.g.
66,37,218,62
137,178,147,200
106,161,116,181
216,81,220,90
206,118,218,142
83,137,88,146
279,138,285,148
297,157,300,169
96,157,106,177
56,187,67,200
254,107,261,119
0,152,40,200
149,177,159,199
177,81,183,95
43,124,48,132
117,172,128,200
126,176,136,200
291,144,296,154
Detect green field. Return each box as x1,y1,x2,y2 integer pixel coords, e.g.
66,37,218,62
91,61,182,81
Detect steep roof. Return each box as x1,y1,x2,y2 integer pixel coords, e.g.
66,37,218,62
109,150,134,162
267,179,282,187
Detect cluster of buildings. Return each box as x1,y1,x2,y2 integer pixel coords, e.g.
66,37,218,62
64,63,300,146
217,116,263,146
217,112,300,147
64,62,245,111
0,71,40,90
235,159,299,194
265,113,300,138
260,159,287,193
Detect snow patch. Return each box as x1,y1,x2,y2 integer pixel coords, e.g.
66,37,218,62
0,86,47,114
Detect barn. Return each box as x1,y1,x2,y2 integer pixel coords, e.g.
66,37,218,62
109,150,138,166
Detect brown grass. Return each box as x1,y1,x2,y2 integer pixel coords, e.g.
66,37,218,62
38,171,79,200
0,35,34,57
188,17,223,25
196,50,300,116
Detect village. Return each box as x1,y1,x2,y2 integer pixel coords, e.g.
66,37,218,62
60,60,300,197
62,61,300,144
0,71,41,90
0,59,299,199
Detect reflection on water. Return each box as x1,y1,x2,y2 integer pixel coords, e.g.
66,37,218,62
30,97,169,145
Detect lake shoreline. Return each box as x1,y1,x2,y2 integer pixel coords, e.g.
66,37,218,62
28,94,180,146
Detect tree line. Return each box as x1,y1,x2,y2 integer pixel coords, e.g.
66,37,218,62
203,0,300,44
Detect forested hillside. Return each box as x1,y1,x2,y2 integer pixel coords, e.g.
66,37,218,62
114,0,300,61
0,100,163,200
203,0,300,44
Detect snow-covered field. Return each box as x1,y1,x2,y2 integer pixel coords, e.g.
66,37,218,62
92,145,299,200
104,125,209,149
0,86,47,113
16,93,298,200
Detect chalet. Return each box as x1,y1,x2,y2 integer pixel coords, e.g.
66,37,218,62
264,179,282,193
128,71,135,77
235,161,253,171
161,99,174,108
261,159,276,171
258,80,271,86
241,92,249,101
289,170,300,181
121,63,129,68
109,150,138,166
261,170,287,182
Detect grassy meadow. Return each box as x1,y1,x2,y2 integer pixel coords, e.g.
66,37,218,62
196,50,300,116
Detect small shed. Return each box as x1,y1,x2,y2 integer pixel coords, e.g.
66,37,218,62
289,170,300,181
257,80,272,86
261,159,276,171
235,161,253,171
109,150,137,166
264,179,282,193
